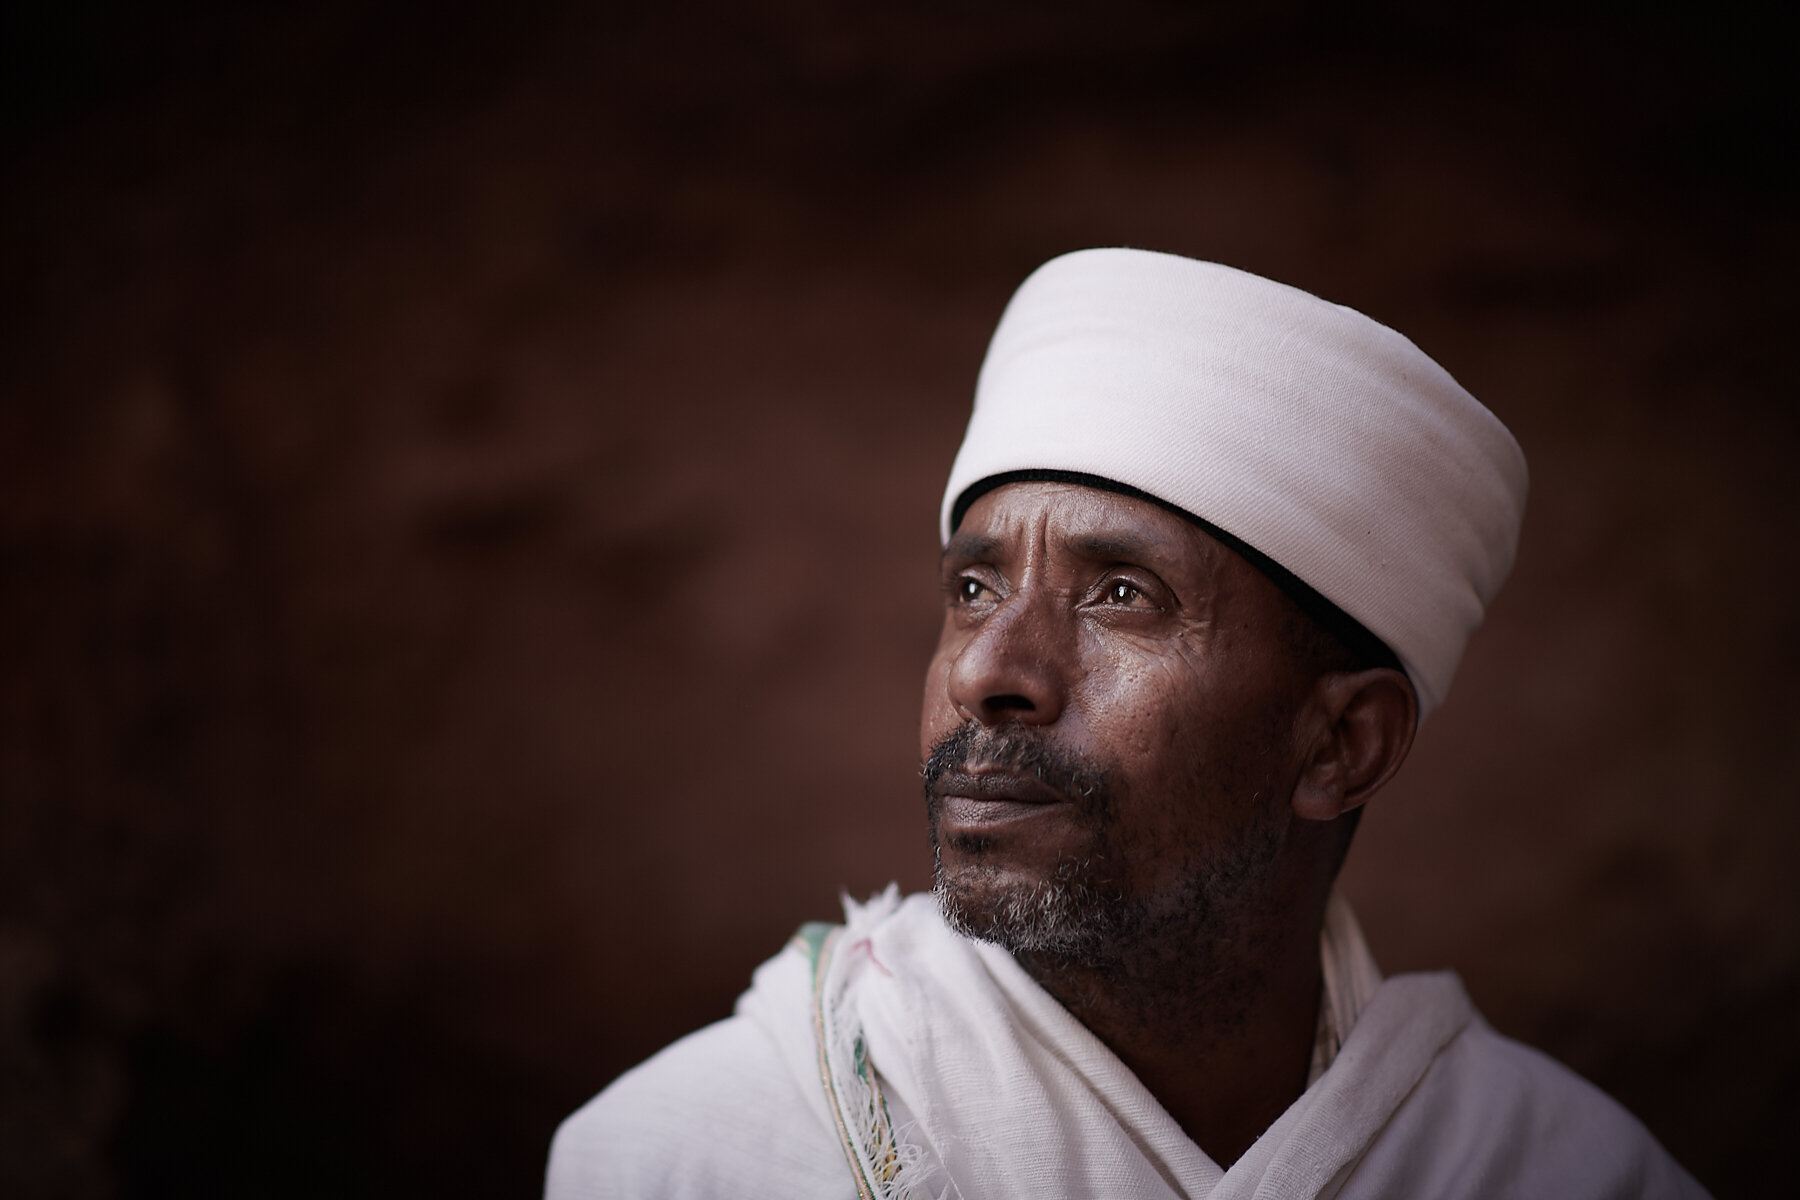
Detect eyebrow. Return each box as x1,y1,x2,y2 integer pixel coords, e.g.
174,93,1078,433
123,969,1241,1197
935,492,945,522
1063,532,1178,564
941,532,1003,563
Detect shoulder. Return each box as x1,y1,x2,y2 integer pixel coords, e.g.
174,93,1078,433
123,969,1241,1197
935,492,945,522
545,964,850,1198
1344,1000,1709,1199
543,892,938,1200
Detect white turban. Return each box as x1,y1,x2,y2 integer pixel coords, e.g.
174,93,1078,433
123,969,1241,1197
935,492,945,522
940,249,1528,718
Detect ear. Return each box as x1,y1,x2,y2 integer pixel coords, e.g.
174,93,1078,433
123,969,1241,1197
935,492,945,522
1290,668,1419,822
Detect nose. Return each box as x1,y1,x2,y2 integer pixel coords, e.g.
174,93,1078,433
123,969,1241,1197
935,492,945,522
945,587,1068,726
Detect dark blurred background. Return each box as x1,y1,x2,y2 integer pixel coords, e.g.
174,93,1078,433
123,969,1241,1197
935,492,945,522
2,1,1794,1195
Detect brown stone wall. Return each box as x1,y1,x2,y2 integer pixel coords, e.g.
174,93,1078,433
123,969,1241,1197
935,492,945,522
3,3,1793,1195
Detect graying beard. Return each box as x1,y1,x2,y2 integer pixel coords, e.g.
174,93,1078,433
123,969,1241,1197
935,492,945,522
932,848,1124,965
923,723,1289,980
931,807,1287,980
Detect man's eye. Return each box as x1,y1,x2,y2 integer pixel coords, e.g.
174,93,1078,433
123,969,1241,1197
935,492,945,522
1105,581,1145,605
945,575,991,604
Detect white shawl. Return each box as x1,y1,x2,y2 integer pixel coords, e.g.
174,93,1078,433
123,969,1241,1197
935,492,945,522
547,890,1707,1199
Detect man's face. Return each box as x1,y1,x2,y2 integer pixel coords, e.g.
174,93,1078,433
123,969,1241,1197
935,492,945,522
920,482,1322,964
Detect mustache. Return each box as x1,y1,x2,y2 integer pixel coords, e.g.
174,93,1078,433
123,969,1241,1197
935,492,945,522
921,723,1111,808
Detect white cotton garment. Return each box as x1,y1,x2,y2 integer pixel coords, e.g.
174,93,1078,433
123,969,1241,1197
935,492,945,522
940,250,1529,717
545,891,1708,1200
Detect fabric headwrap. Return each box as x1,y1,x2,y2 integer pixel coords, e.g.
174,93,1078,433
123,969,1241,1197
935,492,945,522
940,248,1529,718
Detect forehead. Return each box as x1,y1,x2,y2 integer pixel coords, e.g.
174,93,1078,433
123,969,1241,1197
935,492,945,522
944,480,1301,623
946,481,1219,567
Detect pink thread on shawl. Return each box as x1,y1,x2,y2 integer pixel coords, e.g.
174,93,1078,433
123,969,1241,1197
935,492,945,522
846,937,894,978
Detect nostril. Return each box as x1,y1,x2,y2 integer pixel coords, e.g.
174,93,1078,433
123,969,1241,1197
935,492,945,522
984,694,1036,713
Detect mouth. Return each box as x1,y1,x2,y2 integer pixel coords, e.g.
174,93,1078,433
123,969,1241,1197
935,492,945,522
929,768,1070,830
922,724,1112,844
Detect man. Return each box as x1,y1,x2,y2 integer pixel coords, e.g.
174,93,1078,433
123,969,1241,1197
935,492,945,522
547,249,1707,1198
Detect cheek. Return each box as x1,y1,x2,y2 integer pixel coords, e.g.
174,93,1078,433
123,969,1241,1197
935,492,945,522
1076,647,1235,831
1083,646,1209,744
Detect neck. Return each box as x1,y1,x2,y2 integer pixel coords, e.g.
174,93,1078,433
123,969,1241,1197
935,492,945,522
1014,892,1327,1166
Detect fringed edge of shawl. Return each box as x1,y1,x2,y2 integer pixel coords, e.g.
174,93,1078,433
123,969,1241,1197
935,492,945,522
800,887,945,1200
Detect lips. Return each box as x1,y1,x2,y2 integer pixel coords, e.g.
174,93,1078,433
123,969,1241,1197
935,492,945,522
930,767,1067,804
929,768,1070,829
923,724,1111,839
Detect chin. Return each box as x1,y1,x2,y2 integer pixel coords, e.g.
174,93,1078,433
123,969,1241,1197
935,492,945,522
931,851,1123,963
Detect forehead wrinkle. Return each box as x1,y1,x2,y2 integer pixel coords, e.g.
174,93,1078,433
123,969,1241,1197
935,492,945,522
949,486,1229,585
